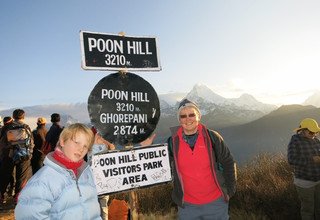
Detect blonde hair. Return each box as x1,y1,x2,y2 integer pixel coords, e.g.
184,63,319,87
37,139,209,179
59,123,95,151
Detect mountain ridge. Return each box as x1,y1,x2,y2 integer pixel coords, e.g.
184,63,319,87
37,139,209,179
218,104,320,163
1,85,320,163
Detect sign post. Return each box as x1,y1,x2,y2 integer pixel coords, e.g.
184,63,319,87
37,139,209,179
80,30,166,219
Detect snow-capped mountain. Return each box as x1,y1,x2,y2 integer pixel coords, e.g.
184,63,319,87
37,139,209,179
303,91,320,107
186,84,227,105
158,92,187,106
159,84,277,114
2,84,318,132
229,93,277,113
154,84,279,132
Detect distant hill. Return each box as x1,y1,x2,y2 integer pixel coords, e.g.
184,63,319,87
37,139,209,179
218,104,320,163
154,104,320,163
183,84,278,114
303,90,320,107
2,85,320,164
158,92,187,106
0,103,87,130
154,84,278,144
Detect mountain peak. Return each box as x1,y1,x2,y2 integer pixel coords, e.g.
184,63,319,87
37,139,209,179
187,84,226,104
303,91,320,107
238,93,257,101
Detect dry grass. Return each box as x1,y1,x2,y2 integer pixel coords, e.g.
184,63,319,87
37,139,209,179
230,153,300,220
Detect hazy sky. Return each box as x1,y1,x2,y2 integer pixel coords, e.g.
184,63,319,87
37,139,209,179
1,0,320,110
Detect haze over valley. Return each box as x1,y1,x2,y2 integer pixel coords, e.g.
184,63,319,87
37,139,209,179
1,84,320,163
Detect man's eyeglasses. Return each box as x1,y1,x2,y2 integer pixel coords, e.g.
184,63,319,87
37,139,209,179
179,113,196,119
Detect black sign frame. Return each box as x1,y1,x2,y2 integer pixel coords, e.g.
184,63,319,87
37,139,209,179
87,72,160,146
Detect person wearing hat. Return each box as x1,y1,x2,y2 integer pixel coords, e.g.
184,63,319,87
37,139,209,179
167,98,237,220
288,118,320,219
31,117,48,174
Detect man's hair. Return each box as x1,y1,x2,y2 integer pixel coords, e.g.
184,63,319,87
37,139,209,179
12,109,25,120
59,123,95,151
3,116,13,125
51,113,60,123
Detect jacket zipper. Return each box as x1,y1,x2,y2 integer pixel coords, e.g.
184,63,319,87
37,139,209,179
76,180,82,197
69,170,82,197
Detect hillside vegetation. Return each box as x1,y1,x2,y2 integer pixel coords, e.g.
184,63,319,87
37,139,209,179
111,153,301,219
229,153,300,219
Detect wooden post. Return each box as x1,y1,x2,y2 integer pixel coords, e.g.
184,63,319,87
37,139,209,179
129,190,139,220
125,145,139,220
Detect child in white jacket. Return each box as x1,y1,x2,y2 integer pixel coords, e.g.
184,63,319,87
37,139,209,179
15,123,102,220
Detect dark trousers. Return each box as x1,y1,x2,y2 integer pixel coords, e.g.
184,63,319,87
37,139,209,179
178,197,229,220
31,150,45,174
0,155,14,197
15,158,32,198
296,184,320,220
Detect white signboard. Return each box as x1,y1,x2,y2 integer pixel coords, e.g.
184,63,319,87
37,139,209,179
90,144,172,195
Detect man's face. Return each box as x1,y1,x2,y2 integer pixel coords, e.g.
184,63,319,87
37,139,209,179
179,107,200,135
302,129,318,139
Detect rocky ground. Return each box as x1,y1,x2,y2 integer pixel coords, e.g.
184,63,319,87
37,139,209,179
0,196,15,220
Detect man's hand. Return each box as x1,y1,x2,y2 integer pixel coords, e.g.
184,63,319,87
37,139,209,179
139,133,156,147
95,133,116,150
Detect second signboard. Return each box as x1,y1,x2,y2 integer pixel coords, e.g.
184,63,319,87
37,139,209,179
88,72,160,146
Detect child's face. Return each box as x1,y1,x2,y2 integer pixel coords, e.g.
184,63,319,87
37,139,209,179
60,132,89,162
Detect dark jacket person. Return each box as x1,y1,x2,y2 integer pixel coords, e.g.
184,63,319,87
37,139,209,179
288,118,320,219
45,113,63,152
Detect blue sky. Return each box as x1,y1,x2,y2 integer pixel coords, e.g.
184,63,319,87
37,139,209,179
1,0,320,110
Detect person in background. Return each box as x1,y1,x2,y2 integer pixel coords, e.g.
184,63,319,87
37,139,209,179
6,109,34,203
0,116,14,204
31,117,48,174
0,116,13,139
0,116,14,160
45,113,63,152
15,123,101,219
167,99,237,220
287,118,320,220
